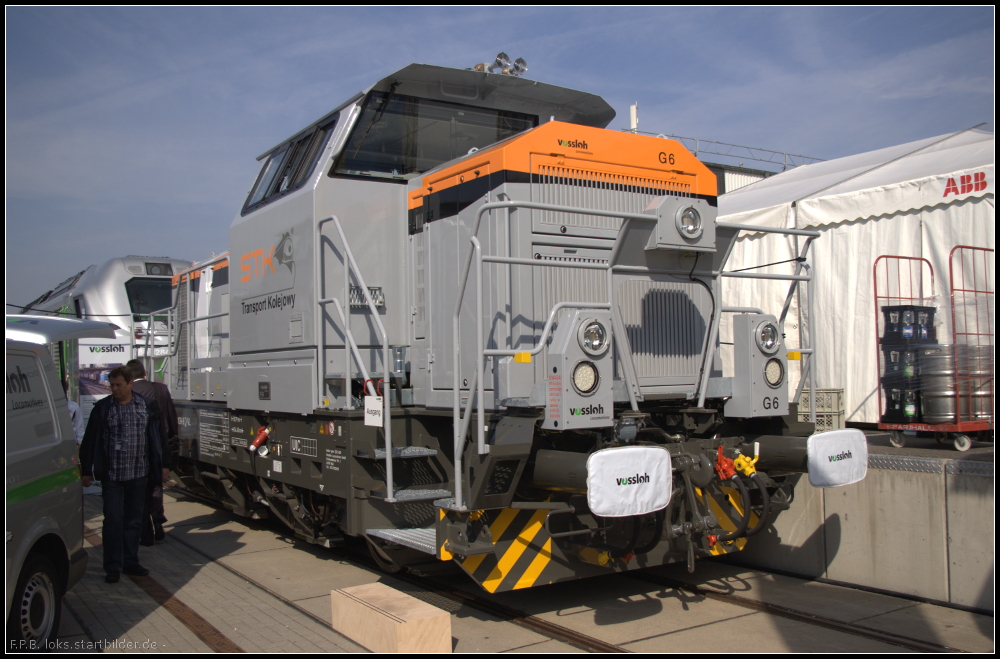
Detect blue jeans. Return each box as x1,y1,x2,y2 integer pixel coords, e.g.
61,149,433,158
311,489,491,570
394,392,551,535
102,477,148,573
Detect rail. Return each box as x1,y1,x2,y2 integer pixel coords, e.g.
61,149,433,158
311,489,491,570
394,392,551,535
316,215,396,502
449,200,821,509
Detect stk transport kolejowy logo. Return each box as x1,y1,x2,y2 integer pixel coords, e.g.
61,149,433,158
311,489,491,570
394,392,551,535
828,450,853,463
241,293,296,315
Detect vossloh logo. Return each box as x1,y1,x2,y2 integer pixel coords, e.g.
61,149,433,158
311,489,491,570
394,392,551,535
570,404,604,416
828,450,853,463
557,138,588,150
616,472,650,486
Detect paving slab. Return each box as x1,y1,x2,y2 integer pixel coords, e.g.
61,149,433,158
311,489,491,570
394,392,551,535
293,579,566,653
216,543,372,599
622,610,908,653
651,561,918,623
139,535,364,653
165,518,297,559
157,495,237,528
64,543,211,653
858,601,994,653
463,573,753,647
71,493,367,653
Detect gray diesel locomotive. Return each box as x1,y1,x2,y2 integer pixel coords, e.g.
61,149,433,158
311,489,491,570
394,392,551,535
157,61,867,592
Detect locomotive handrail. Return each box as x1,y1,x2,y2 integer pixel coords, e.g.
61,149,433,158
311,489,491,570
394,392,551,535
318,215,396,503
704,227,821,420
451,201,655,510
317,296,376,393
482,300,612,357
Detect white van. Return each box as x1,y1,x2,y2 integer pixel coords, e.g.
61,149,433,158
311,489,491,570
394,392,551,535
6,315,118,649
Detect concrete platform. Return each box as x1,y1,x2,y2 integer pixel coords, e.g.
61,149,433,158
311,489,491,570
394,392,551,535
729,431,994,612
51,487,993,653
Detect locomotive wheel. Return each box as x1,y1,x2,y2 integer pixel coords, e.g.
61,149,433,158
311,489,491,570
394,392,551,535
888,431,906,448
953,434,972,452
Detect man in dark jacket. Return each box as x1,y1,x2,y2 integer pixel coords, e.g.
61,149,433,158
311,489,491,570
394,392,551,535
80,365,163,583
127,359,177,545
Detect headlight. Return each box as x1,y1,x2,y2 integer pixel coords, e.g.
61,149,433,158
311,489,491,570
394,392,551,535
675,206,703,240
764,358,784,387
572,361,599,394
756,322,780,354
578,320,609,356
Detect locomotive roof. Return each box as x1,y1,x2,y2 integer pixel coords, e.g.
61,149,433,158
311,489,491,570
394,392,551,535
258,63,616,160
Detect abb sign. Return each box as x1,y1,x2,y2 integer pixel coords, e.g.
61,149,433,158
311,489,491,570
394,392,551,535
943,172,987,197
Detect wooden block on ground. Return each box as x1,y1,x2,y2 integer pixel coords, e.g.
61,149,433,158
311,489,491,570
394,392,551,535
331,582,451,653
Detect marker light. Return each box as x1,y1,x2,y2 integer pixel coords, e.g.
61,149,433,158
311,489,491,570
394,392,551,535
573,361,599,394
756,322,780,354
578,320,609,356
764,358,784,387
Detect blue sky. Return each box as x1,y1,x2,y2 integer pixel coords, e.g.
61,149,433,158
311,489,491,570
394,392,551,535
6,7,994,305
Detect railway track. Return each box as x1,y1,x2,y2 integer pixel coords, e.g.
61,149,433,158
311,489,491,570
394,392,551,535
627,573,963,653
164,486,963,653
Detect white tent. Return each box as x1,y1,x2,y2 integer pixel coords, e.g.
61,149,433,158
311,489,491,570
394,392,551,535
718,124,994,424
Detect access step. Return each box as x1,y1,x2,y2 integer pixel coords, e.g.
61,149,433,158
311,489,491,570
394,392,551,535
357,446,439,459
373,488,454,503
366,528,436,555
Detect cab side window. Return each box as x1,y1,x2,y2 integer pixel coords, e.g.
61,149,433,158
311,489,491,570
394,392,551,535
6,351,59,455
242,116,339,215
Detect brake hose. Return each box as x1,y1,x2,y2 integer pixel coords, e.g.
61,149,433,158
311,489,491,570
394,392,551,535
714,475,752,542
634,510,666,555
607,516,642,559
742,473,771,538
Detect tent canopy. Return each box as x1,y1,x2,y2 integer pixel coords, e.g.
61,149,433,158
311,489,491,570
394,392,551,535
719,124,994,229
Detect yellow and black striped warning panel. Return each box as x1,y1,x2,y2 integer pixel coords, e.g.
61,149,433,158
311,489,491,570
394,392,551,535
437,481,754,592
443,507,555,593
696,483,757,556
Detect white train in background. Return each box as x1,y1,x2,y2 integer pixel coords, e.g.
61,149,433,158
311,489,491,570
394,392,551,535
21,255,192,418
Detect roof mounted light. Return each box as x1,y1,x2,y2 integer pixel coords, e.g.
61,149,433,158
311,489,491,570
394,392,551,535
493,52,511,73
471,53,528,77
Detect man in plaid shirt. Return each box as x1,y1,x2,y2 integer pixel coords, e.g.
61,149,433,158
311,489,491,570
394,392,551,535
80,365,163,583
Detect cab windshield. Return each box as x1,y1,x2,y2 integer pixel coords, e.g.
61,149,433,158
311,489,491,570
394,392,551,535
332,91,537,181
124,278,173,315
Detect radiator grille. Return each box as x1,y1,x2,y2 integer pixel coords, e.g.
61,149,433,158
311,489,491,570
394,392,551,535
532,165,692,232
534,254,608,326
618,279,710,379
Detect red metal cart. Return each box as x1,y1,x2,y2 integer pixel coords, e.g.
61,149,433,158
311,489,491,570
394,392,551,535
874,252,994,451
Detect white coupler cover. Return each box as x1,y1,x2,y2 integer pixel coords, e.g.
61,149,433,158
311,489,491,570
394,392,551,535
586,446,672,517
807,429,868,488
